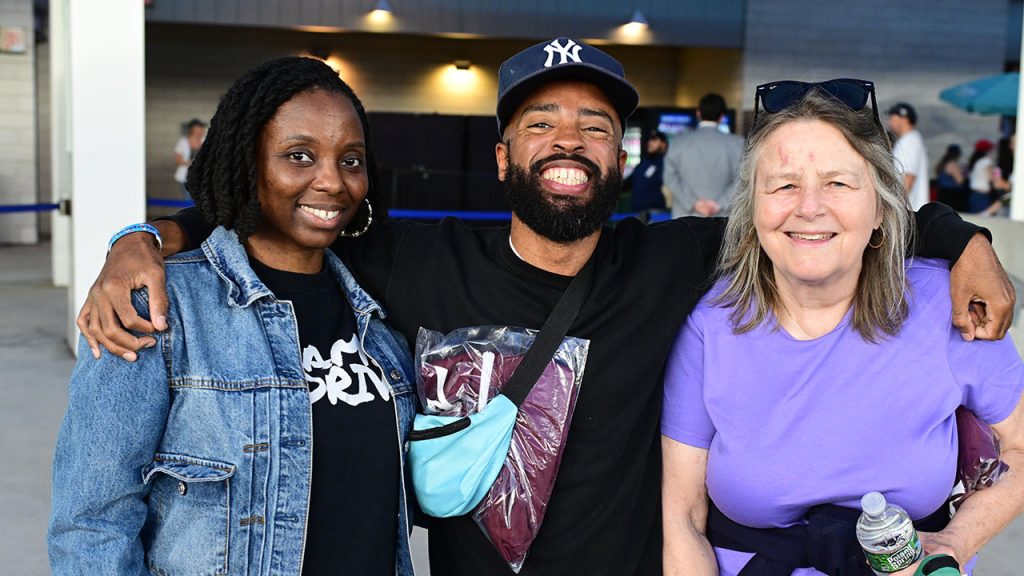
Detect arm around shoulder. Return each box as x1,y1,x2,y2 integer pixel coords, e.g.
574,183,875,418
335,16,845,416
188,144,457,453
913,203,1014,340
76,212,204,360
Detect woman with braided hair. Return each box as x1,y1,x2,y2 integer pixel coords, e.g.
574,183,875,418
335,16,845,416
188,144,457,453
49,57,417,575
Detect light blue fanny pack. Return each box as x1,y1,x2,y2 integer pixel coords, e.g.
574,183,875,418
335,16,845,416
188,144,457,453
407,256,594,518
407,395,518,517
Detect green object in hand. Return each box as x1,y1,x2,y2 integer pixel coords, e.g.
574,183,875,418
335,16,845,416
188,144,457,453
914,554,961,576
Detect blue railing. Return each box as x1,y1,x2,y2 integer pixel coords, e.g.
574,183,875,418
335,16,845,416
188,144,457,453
0,200,672,223
0,203,60,214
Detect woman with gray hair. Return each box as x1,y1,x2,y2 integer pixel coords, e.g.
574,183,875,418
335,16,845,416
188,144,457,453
661,80,1024,576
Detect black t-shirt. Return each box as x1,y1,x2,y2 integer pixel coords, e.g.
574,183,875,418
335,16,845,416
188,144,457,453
249,257,398,576
337,218,719,575
173,204,981,576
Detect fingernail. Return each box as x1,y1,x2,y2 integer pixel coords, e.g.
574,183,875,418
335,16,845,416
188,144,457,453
122,352,137,362
144,339,156,349
155,316,168,330
92,349,101,360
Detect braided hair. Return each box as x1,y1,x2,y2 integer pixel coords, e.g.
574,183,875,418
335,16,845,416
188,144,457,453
186,56,385,242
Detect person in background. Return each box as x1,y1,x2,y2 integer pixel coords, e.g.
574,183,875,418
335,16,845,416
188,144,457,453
982,134,1016,217
664,93,745,218
48,57,416,575
935,144,967,211
887,102,930,210
173,118,206,199
662,81,1024,576
968,139,1010,214
624,130,669,220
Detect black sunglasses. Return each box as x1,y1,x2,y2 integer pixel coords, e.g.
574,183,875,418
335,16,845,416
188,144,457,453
753,78,886,141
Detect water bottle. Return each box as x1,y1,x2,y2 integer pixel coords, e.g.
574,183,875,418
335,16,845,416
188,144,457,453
856,492,923,574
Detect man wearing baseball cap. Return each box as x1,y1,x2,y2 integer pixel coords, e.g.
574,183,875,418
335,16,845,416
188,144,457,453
82,38,1012,575
887,102,931,210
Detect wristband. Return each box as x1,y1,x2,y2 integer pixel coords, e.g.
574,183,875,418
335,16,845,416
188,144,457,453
108,222,163,254
914,554,960,576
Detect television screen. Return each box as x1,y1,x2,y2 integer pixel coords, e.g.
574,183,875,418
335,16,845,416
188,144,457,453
657,113,696,136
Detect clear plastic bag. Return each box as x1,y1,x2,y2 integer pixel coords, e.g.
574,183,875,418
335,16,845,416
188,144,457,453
416,326,589,573
948,407,1008,514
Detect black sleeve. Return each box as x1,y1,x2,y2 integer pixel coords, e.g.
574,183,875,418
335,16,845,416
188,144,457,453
152,207,212,252
912,202,990,266
682,216,728,279
329,220,414,304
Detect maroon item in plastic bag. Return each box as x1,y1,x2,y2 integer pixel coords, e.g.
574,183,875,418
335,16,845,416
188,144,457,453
949,407,1008,512
417,326,588,573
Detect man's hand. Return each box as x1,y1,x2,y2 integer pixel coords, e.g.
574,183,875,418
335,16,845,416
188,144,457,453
950,232,1016,341
693,199,721,217
76,232,169,361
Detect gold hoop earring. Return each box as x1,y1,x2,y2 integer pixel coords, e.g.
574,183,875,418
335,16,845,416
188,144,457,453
338,199,373,238
868,227,885,249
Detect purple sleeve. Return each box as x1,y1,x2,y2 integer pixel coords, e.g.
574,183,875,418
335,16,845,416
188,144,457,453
947,327,1024,425
661,309,715,448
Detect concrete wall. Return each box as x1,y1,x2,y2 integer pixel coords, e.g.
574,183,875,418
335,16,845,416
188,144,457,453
144,24,709,200
743,0,1011,163
0,0,37,244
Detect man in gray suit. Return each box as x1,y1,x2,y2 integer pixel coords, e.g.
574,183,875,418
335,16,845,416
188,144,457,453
664,93,745,217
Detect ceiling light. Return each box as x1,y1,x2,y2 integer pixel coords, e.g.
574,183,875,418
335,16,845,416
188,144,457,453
628,10,648,27
369,0,394,24
621,9,650,38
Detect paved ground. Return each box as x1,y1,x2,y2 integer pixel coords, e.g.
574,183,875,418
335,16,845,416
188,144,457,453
2,241,1021,575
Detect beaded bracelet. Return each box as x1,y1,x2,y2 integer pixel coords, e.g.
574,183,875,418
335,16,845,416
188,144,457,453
107,222,163,254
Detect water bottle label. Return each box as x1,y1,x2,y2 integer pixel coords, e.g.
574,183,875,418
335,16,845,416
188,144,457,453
863,532,922,573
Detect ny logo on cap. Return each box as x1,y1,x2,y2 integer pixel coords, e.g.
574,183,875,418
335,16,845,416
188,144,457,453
542,39,583,68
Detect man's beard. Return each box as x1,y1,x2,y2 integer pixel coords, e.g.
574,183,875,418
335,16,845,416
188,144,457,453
503,153,623,243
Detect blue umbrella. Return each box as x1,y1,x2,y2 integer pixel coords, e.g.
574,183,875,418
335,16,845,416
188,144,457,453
939,72,1019,116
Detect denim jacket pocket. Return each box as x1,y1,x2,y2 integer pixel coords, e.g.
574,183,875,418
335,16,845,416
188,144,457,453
141,454,235,576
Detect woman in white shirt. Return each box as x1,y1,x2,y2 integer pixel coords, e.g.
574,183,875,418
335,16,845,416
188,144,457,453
967,139,1008,213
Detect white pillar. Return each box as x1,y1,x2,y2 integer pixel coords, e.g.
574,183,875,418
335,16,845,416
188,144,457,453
49,0,70,288
1014,5,1024,222
64,0,147,351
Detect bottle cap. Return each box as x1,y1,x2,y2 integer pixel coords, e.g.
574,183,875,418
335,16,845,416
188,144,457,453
861,491,887,516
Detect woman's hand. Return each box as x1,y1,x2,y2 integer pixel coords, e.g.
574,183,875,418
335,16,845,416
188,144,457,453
918,531,965,565
869,531,964,576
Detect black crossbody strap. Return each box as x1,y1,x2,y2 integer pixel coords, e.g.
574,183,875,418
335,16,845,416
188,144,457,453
502,254,596,407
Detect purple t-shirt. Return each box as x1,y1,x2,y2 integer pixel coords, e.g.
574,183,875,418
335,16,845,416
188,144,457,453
662,258,1024,576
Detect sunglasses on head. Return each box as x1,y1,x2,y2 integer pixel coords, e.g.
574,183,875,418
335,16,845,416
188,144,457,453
753,78,886,140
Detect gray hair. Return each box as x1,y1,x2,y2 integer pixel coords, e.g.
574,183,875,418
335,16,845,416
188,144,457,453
715,89,913,342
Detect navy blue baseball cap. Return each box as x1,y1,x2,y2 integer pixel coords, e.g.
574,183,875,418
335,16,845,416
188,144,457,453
496,37,639,136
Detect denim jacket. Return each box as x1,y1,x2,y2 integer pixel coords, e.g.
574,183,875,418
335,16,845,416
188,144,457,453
49,227,417,575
